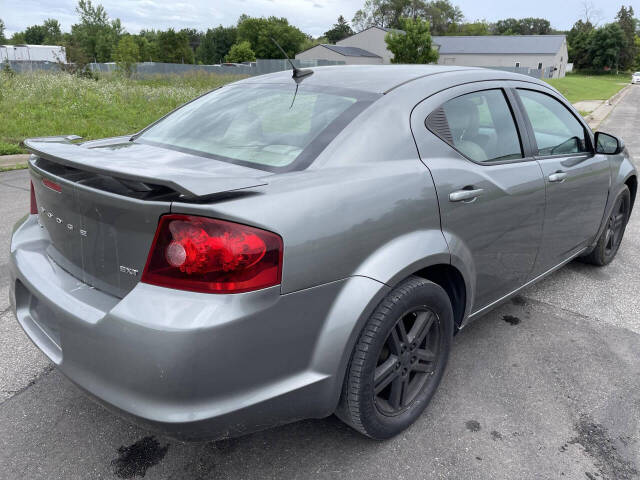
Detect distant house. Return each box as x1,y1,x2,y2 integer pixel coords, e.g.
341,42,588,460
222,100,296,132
295,44,382,65
432,35,568,78
0,44,67,63
296,26,394,64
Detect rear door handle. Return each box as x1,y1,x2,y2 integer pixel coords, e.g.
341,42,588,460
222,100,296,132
449,188,484,203
548,172,568,183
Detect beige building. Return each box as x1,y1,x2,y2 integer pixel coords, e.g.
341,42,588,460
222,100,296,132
335,26,396,63
432,35,568,78
295,44,382,65
296,26,392,65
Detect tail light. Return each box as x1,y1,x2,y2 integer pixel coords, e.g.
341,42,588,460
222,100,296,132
141,214,283,294
30,181,38,214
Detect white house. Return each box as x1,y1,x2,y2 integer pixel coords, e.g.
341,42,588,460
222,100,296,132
296,26,393,64
295,44,382,65
432,35,568,78
0,44,67,63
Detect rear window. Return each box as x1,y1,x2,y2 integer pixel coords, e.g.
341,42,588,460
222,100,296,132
137,84,375,171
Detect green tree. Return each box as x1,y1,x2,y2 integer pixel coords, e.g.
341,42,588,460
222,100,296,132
23,19,62,45
24,25,47,44
114,35,139,76
423,0,463,35
71,0,123,62
385,17,438,63
236,15,307,59
616,5,637,70
352,0,462,34
324,15,354,43
180,28,202,56
136,30,161,62
449,21,490,36
634,36,640,70
567,19,594,70
352,0,396,30
588,23,625,71
300,35,328,52
492,17,551,35
0,18,6,43
156,29,194,63
42,19,63,44
195,26,237,64
225,40,256,63
9,32,26,44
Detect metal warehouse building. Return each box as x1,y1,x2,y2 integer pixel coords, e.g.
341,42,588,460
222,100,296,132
296,28,568,78
432,35,568,78
0,44,67,63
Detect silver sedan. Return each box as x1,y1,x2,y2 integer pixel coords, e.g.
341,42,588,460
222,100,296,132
9,65,637,440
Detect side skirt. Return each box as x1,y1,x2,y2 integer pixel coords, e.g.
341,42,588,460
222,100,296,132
461,247,588,328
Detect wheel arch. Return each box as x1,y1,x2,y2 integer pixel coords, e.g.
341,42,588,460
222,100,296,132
412,264,467,329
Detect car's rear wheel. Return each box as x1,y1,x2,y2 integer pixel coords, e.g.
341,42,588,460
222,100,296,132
336,276,453,439
581,186,631,266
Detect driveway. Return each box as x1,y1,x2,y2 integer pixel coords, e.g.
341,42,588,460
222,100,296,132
1,87,639,480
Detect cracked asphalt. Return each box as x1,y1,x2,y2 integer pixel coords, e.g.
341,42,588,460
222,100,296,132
1,86,639,480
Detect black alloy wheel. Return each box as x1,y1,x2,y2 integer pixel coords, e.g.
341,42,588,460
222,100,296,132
581,185,631,266
603,192,630,258
374,307,440,416
336,276,454,439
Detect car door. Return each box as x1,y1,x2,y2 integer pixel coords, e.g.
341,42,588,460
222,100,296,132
411,82,546,313
513,87,611,275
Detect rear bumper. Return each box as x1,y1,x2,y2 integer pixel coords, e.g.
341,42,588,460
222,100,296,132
9,215,388,440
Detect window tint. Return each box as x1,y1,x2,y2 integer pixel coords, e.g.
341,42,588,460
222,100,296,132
430,89,523,163
518,89,589,156
138,85,359,169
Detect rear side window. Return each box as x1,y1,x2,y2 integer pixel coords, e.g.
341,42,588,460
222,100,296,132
427,89,523,163
517,89,589,156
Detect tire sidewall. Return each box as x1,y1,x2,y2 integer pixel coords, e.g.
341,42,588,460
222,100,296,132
600,186,631,264
356,280,454,438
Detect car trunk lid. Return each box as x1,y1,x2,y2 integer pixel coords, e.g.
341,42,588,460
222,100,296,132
26,136,269,298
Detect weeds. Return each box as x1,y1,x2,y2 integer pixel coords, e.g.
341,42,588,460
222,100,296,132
0,71,244,152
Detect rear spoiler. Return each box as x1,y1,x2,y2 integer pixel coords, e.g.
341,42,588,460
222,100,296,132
23,137,267,200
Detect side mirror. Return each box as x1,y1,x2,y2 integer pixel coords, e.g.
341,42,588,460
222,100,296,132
595,131,624,155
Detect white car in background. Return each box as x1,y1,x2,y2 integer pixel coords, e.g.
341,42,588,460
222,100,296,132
632,72,640,84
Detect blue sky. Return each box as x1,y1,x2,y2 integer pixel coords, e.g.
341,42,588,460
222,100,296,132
1,0,639,37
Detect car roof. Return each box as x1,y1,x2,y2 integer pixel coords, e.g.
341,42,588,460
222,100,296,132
235,65,545,95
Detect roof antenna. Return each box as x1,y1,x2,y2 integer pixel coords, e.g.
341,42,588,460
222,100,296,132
270,37,313,82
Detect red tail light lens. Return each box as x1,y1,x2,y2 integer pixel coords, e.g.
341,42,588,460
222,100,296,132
141,214,283,294
30,181,38,214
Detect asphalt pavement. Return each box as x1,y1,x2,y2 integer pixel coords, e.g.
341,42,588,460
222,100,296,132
1,87,639,480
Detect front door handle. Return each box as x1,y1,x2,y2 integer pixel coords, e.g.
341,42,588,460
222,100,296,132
548,172,568,183
449,188,484,203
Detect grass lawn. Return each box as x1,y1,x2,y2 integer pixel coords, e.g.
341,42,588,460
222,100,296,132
0,71,245,153
545,73,629,103
0,163,27,172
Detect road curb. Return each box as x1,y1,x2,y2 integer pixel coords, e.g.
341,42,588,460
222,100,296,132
585,84,633,130
0,154,29,171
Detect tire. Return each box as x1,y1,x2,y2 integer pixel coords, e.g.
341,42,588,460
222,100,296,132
336,276,454,439
581,185,631,266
